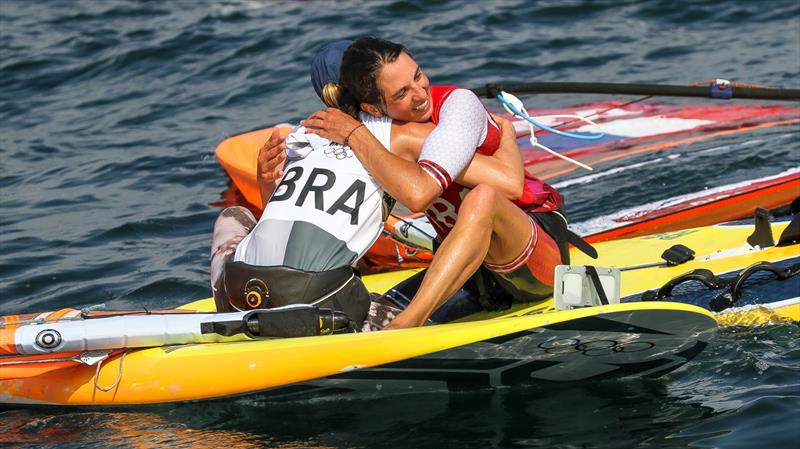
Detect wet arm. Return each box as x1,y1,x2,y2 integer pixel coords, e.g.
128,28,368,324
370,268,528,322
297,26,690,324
457,116,524,200
343,124,442,212
302,109,441,212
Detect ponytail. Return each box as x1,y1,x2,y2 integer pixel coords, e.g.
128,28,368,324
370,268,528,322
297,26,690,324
321,82,360,118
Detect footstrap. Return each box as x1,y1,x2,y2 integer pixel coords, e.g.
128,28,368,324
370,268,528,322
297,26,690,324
642,262,800,312
710,261,800,312
642,269,726,301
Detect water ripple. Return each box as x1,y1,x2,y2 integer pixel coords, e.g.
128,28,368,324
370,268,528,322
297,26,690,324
1,0,798,447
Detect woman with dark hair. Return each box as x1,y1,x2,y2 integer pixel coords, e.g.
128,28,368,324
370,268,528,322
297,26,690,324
210,40,529,330
301,37,589,329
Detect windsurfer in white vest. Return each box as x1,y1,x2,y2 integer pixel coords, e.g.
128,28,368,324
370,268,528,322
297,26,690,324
299,38,594,329
210,40,529,329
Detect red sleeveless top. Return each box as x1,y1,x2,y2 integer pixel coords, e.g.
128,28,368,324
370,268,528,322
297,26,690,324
423,86,562,238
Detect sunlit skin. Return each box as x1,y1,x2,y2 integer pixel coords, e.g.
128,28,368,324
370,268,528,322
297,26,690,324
301,52,521,209
297,50,548,329
360,52,434,123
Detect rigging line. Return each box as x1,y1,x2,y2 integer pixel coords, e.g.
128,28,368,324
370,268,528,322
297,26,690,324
497,93,605,141
546,78,770,131
547,96,654,131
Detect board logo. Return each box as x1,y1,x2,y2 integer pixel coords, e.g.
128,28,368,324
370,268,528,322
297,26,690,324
35,329,62,350
538,338,655,356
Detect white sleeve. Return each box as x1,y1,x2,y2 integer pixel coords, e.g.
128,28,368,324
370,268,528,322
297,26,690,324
359,112,393,151
418,89,488,191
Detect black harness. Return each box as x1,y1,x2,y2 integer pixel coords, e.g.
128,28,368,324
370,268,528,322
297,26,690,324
218,262,371,326
528,209,598,262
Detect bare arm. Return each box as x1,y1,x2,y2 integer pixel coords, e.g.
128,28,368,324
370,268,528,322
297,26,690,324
256,130,287,209
391,116,524,201
302,108,441,212
301,98,524,210
457,116,524,200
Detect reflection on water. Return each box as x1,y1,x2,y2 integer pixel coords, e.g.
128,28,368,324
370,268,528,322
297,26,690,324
0,379,712,449
0,409,274,449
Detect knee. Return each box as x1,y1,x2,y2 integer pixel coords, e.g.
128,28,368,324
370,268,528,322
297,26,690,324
459,184,499,222
221,206,255,221
217,206,256,228
213,206,256,246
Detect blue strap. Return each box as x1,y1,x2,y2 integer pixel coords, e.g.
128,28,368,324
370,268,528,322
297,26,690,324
496,94,605,141
711,82,733,99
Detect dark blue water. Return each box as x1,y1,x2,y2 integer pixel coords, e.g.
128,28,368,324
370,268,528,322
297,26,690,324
1,0,799,447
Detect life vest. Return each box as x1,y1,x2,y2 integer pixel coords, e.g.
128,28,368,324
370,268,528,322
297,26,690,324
234,113,392,271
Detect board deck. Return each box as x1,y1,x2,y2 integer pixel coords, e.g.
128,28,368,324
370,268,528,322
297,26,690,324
3,219,797,405
294,307,715,394
0,302,714,405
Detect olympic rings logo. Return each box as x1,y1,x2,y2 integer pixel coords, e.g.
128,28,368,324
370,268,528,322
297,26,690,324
324,145,353,160
538,338,655,357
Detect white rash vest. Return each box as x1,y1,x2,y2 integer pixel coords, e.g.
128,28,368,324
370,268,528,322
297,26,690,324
233,113,392,271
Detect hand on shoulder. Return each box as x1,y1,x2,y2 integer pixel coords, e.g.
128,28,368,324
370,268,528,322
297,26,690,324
301,108,363,145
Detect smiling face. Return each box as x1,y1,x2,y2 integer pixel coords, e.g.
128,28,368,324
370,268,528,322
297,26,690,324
364,52,432,123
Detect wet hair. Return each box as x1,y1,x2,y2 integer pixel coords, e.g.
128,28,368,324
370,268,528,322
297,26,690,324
330,37,410,117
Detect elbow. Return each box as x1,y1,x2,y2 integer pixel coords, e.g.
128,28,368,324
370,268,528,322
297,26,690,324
504,173,524,201
405,194,434,214
401,176,440,212
510,180,524,201
402,187,438,213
